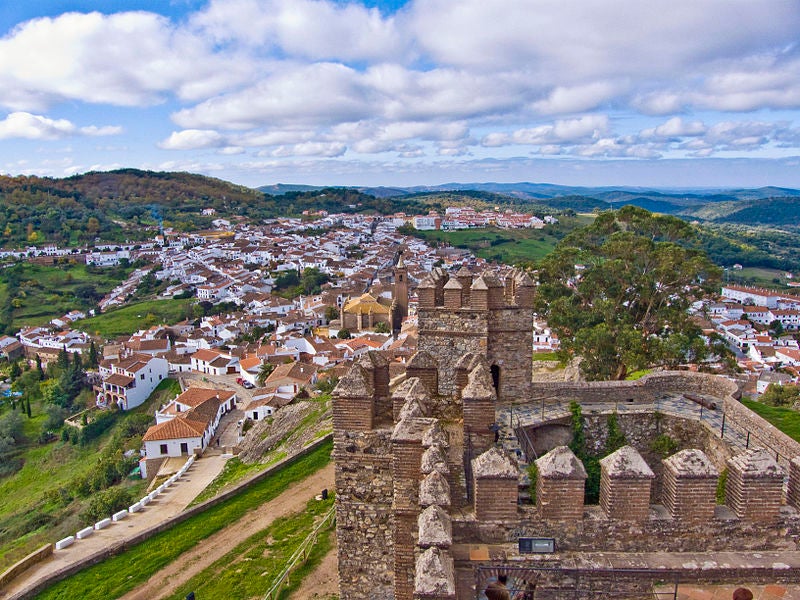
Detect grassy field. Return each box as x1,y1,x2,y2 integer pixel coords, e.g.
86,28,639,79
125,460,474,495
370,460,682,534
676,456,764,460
0,378,180,568
741,399,800,441
76,298,192,337
165,496,334,600
724,267,792,289
412,215,593,265
37,439,332,600
0,262,131,330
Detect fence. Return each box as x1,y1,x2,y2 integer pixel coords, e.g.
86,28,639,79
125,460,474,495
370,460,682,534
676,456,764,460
262,506,335,600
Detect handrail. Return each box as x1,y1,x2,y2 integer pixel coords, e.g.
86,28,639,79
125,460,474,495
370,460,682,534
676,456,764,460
262,505,336,600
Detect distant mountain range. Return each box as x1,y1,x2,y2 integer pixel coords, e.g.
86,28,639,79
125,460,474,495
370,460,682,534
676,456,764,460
259,181,800,227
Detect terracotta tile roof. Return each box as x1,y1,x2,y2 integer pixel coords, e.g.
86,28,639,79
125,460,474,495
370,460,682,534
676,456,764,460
143,418,206,442
192,349,220,362
104,373,135,387
176,387,235,407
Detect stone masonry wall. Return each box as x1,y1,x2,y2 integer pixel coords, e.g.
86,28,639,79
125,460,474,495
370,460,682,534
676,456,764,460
334,430,395,600
451,505,800,553
417,308,487,397
486,308,533,402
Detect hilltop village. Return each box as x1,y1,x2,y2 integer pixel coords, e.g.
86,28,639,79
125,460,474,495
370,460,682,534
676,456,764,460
4,206,800,598
6,209,800,440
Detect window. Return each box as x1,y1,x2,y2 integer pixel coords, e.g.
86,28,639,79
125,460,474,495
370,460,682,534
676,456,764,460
140,373,145,380
160,444,168,455
180,442,189,454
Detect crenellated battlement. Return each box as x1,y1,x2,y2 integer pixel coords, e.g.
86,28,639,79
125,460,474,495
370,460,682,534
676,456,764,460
333,266,800,600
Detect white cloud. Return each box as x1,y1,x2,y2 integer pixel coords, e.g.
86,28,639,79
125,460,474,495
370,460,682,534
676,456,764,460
482,115,609,147
267,142,347,158
531,82,623,115
640,117,706,140
0,11,249,111
0,111,120,140
173,63,375,129
159,129,225,150
192,0,406,62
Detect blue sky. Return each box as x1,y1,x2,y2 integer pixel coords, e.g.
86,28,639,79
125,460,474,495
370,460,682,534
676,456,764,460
1,0,799,188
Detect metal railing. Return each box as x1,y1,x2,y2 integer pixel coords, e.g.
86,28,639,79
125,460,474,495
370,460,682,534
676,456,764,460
262,506,336,600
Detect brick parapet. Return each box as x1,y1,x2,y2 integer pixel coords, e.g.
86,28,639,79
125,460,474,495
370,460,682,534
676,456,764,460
450,505,800,553
726,449,785,523
662,450,718,523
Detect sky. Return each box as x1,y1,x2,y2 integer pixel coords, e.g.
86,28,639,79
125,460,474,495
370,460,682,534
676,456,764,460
1,0,800,189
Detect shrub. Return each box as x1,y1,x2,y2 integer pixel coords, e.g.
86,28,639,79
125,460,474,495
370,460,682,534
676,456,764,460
716,468,728,505
81,487,135,525
649,434,678,458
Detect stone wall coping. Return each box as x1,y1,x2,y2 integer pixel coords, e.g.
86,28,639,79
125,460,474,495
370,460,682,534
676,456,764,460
421,445,449,475
420,470,451,507
664,449,718,477
414,547,456,596
407,351,438,369
729,448,784,478
422,422,449,449
600,445,655,479
392,416,436,442
536,446,588,480
472,447,518,479
418,505,453,548
462,366,495,401
333,364,373,398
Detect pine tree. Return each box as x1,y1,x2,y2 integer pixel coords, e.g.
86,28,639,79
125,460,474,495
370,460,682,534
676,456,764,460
57,347,70,370
88,341,99,368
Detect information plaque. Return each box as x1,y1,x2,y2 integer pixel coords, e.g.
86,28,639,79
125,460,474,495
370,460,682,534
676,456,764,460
518,537,555,554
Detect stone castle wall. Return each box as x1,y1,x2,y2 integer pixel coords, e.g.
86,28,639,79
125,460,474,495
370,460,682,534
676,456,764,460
333,266,800,600
334,430,395,600
417,309,487,397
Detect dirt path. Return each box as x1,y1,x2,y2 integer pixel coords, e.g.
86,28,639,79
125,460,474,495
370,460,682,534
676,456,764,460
119,462,335,600
289,536,339,599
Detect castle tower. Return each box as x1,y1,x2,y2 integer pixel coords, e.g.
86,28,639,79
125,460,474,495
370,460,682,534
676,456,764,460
393,252,409,331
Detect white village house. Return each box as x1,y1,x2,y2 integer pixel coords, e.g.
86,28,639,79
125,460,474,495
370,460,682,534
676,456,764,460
96,353,168,410
141,387,237,476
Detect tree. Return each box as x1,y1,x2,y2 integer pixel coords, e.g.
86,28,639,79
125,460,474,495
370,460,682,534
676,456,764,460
256,361,275,387
760,383,800,407
374,321,390,334
336,328,352,339
56,347,70,370
769,319,785,337
88,341,99,368
536,206,721,380
324,305,340,322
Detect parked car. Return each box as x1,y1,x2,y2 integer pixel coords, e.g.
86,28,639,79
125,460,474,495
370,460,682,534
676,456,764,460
242,381,255,389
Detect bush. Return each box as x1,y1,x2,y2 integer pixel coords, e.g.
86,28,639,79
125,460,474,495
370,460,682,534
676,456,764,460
80,410,119,445
43,404,68,430
649,434,678,458
528,463,538,504
716,468,728,505
81,487,135,525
